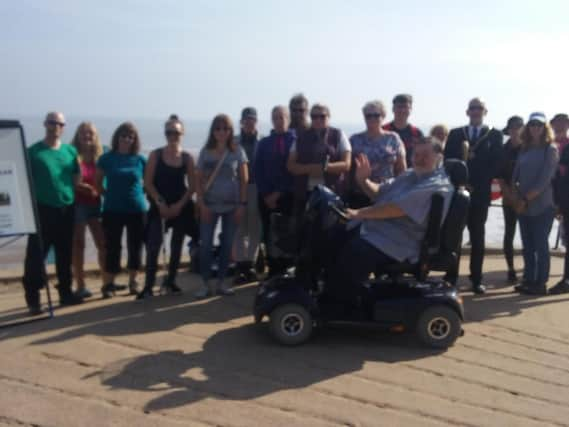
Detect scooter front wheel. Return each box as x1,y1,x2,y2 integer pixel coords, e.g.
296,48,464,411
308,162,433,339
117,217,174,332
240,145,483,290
269,303,313,346
416,305,461,349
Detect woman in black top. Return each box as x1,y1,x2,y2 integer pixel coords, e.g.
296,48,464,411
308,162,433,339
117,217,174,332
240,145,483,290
498,116,524,282
137,115,197,299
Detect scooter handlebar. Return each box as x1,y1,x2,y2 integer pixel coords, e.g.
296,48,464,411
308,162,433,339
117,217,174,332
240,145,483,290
327,201,349,222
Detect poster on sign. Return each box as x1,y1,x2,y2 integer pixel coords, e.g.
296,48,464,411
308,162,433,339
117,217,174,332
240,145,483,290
0,122,37,236
0,161,27,236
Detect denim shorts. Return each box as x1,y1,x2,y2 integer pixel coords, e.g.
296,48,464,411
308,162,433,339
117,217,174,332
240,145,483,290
75,204,102,224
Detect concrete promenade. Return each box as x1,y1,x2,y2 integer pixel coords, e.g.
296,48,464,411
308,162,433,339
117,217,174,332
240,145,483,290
1,254,568,426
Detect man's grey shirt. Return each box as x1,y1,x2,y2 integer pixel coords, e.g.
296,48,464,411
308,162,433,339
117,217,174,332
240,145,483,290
350,168,454,263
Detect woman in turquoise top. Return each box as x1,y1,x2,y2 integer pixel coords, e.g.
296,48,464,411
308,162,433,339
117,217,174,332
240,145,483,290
96,122,148,298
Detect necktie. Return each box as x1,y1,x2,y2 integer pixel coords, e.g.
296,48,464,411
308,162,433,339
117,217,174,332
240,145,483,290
472,127,478,141
275,135,284,155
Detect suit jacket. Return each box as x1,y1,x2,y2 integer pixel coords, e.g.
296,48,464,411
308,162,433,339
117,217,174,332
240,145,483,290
444,125,504,205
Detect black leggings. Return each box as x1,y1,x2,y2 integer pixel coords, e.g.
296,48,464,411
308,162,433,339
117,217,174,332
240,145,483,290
502,204,518,271
144,212,186,288
102,212,146,274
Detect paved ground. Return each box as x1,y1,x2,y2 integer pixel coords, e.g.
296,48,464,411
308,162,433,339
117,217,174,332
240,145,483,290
1,255,569,426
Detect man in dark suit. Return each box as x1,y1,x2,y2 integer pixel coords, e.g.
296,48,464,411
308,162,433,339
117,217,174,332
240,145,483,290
444,98,504,294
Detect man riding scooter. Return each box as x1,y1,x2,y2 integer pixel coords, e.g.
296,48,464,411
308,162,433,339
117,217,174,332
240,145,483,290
327,137,454,304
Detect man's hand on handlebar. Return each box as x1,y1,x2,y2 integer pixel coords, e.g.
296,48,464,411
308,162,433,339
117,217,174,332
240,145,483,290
345,208,360,220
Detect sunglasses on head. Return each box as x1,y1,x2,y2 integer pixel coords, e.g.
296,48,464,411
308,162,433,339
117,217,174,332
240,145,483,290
364,113,382,120
311,114,327,120
47,120,65,127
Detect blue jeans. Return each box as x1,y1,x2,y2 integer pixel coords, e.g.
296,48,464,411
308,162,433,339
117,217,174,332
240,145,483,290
200,210,238,283
518,207,555,286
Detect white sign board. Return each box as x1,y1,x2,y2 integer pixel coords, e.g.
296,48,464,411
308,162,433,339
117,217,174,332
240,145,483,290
0,123,37,236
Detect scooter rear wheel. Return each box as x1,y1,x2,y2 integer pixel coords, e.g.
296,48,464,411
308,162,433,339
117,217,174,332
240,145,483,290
269,303,313,346
416,305,461,349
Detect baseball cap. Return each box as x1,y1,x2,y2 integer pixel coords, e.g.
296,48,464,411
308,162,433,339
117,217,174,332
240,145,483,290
241,107,257,120
502,115,524,135
528,112,547,124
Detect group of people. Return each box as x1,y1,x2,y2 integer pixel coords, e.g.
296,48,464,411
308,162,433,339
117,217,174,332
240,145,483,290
19,94,569,315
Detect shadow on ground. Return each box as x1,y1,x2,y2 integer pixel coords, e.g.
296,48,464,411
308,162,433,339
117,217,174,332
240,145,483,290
96,323,441,412
0,271,255,343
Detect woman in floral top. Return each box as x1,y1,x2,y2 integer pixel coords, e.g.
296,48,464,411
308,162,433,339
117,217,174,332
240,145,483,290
347,100,406,208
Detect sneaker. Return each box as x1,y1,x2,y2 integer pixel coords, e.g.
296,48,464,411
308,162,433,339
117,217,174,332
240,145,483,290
234,271,257,285
233,263,258,285
28,305,43,316
514,280,534,293
507,270,518,283
101,283,116,299
59,292,84,306
472,284,486,295
135,287,154,300
162,282,183,295
128,281,140,295
217,282,235,296
75,288,93,299
194,283,211,300
519,283,547,296
548,279,569,295
110,283,128,292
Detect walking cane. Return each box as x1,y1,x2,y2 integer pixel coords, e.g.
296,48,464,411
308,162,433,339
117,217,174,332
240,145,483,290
554,218,562,250
159,218,169,295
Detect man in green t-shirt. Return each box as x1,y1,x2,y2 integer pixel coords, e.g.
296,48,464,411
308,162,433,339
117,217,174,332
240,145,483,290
23,112,84,314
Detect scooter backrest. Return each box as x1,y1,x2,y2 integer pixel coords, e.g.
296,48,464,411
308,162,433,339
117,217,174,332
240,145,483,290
433,185,470,269
421,161,470,277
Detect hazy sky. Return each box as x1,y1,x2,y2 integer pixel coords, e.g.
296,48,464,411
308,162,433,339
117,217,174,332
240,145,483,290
2,0,568,128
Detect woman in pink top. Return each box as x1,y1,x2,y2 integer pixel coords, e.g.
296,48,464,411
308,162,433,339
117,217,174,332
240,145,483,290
71,122,106,298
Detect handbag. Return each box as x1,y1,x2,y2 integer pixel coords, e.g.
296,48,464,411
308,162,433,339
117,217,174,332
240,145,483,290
510,146,549,215
507,186,528,215
196,149,228,218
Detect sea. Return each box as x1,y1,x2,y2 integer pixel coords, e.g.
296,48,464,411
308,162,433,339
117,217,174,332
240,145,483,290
0,115,562,269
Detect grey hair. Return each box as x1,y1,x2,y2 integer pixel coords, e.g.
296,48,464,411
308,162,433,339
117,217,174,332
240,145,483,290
310,103,330,117
362,100,386,117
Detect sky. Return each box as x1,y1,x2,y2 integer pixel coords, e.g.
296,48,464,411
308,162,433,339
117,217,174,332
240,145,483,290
1,0,568,130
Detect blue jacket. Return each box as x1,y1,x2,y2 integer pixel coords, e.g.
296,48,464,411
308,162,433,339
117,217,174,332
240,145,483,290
254,129,296,195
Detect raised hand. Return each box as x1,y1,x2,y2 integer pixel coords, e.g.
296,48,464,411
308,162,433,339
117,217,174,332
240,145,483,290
355,153,372,184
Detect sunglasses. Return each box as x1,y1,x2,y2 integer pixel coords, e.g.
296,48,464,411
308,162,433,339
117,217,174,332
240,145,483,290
468,106,484,111
528,121,544,127
310,114,327,120
47,120,65,127
120,133,135,140
364,113,382,120
214,127,231,132
292,108,306,113
165,130,182,137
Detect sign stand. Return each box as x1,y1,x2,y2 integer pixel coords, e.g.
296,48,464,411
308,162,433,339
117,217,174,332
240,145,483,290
0,120,55,327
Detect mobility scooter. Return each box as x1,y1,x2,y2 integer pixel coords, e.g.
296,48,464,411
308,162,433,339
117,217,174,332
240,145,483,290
253,160,469,349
